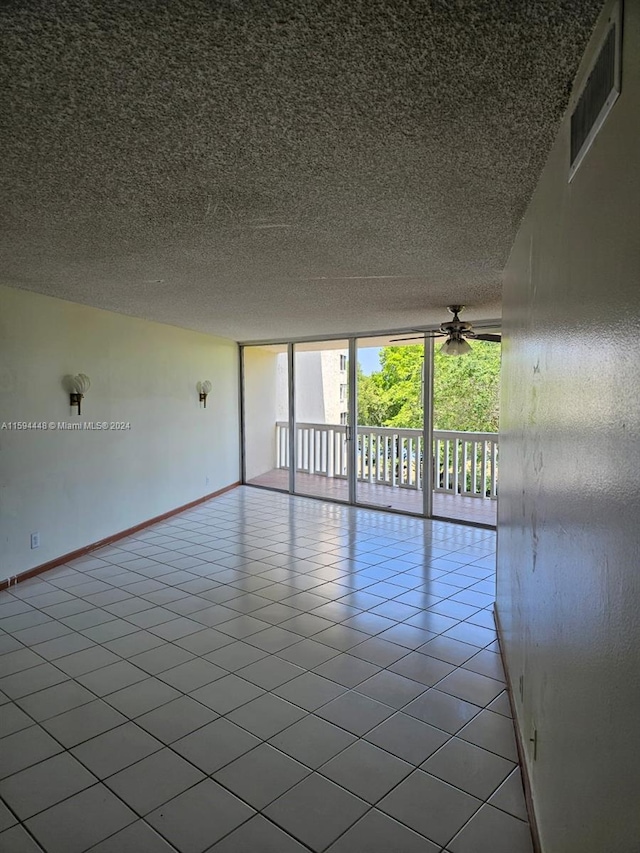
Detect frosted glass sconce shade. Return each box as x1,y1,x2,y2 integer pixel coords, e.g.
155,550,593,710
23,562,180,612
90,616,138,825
69,373,90,414
197,380,212,407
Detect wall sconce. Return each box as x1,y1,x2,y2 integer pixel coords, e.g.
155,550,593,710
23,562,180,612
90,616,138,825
69,374,91,415
197,380,212,408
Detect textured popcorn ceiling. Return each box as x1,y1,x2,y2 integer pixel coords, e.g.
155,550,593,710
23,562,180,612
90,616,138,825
0,1,602,342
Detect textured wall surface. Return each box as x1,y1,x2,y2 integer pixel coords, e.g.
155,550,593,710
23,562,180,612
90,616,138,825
0,0,601,340
496,2,640,851
0,286,240,580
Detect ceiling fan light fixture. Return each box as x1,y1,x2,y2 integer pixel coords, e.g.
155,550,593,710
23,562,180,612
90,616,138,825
440,336,472,356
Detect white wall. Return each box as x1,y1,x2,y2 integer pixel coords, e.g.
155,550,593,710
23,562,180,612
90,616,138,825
0,286,240,581
321,350,348,425
496,3,640,851
294,352,326,423
243,347,280,480
275,352,290,422
292,350,348,424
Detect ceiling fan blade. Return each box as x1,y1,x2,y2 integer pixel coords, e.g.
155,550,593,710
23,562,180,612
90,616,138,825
474,333,501,342
469,322,502,329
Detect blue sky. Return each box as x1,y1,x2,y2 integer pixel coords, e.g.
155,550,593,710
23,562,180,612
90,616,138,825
358,347,382,376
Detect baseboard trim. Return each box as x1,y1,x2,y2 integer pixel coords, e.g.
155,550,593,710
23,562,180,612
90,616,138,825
493,604,543,853
0,481,240,592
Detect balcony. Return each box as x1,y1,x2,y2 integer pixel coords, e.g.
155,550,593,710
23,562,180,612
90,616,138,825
249,422,498,526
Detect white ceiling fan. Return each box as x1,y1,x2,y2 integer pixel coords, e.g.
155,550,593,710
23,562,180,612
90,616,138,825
390,306,501,355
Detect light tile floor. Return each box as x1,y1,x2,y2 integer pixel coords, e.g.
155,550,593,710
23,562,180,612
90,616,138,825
0,487,531,853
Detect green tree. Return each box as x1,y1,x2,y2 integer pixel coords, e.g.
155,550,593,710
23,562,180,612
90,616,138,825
357,365,388,427
357,340,500,432
377,345,425,429
433,341,501,432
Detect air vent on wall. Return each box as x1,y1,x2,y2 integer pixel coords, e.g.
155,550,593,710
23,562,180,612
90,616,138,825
569,0,622,181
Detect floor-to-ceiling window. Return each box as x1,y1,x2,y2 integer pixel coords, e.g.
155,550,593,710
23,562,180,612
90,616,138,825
432,338,500,525
241,329,498,528
242,343,290,491
355,335,426,514
291,340,351,503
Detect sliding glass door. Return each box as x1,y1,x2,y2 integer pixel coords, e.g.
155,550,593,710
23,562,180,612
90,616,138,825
292,340,351,503
432,337,500,525
242,337,430,514
355,335,429,513
242,343,290,491
241,328,498,527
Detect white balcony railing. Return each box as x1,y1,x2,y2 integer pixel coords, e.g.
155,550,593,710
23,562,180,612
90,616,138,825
275,422,498,499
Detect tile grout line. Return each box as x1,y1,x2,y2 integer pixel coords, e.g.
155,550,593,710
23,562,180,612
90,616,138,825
2,489,522,853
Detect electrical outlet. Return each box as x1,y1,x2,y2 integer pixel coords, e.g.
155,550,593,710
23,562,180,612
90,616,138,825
30,532,40,549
